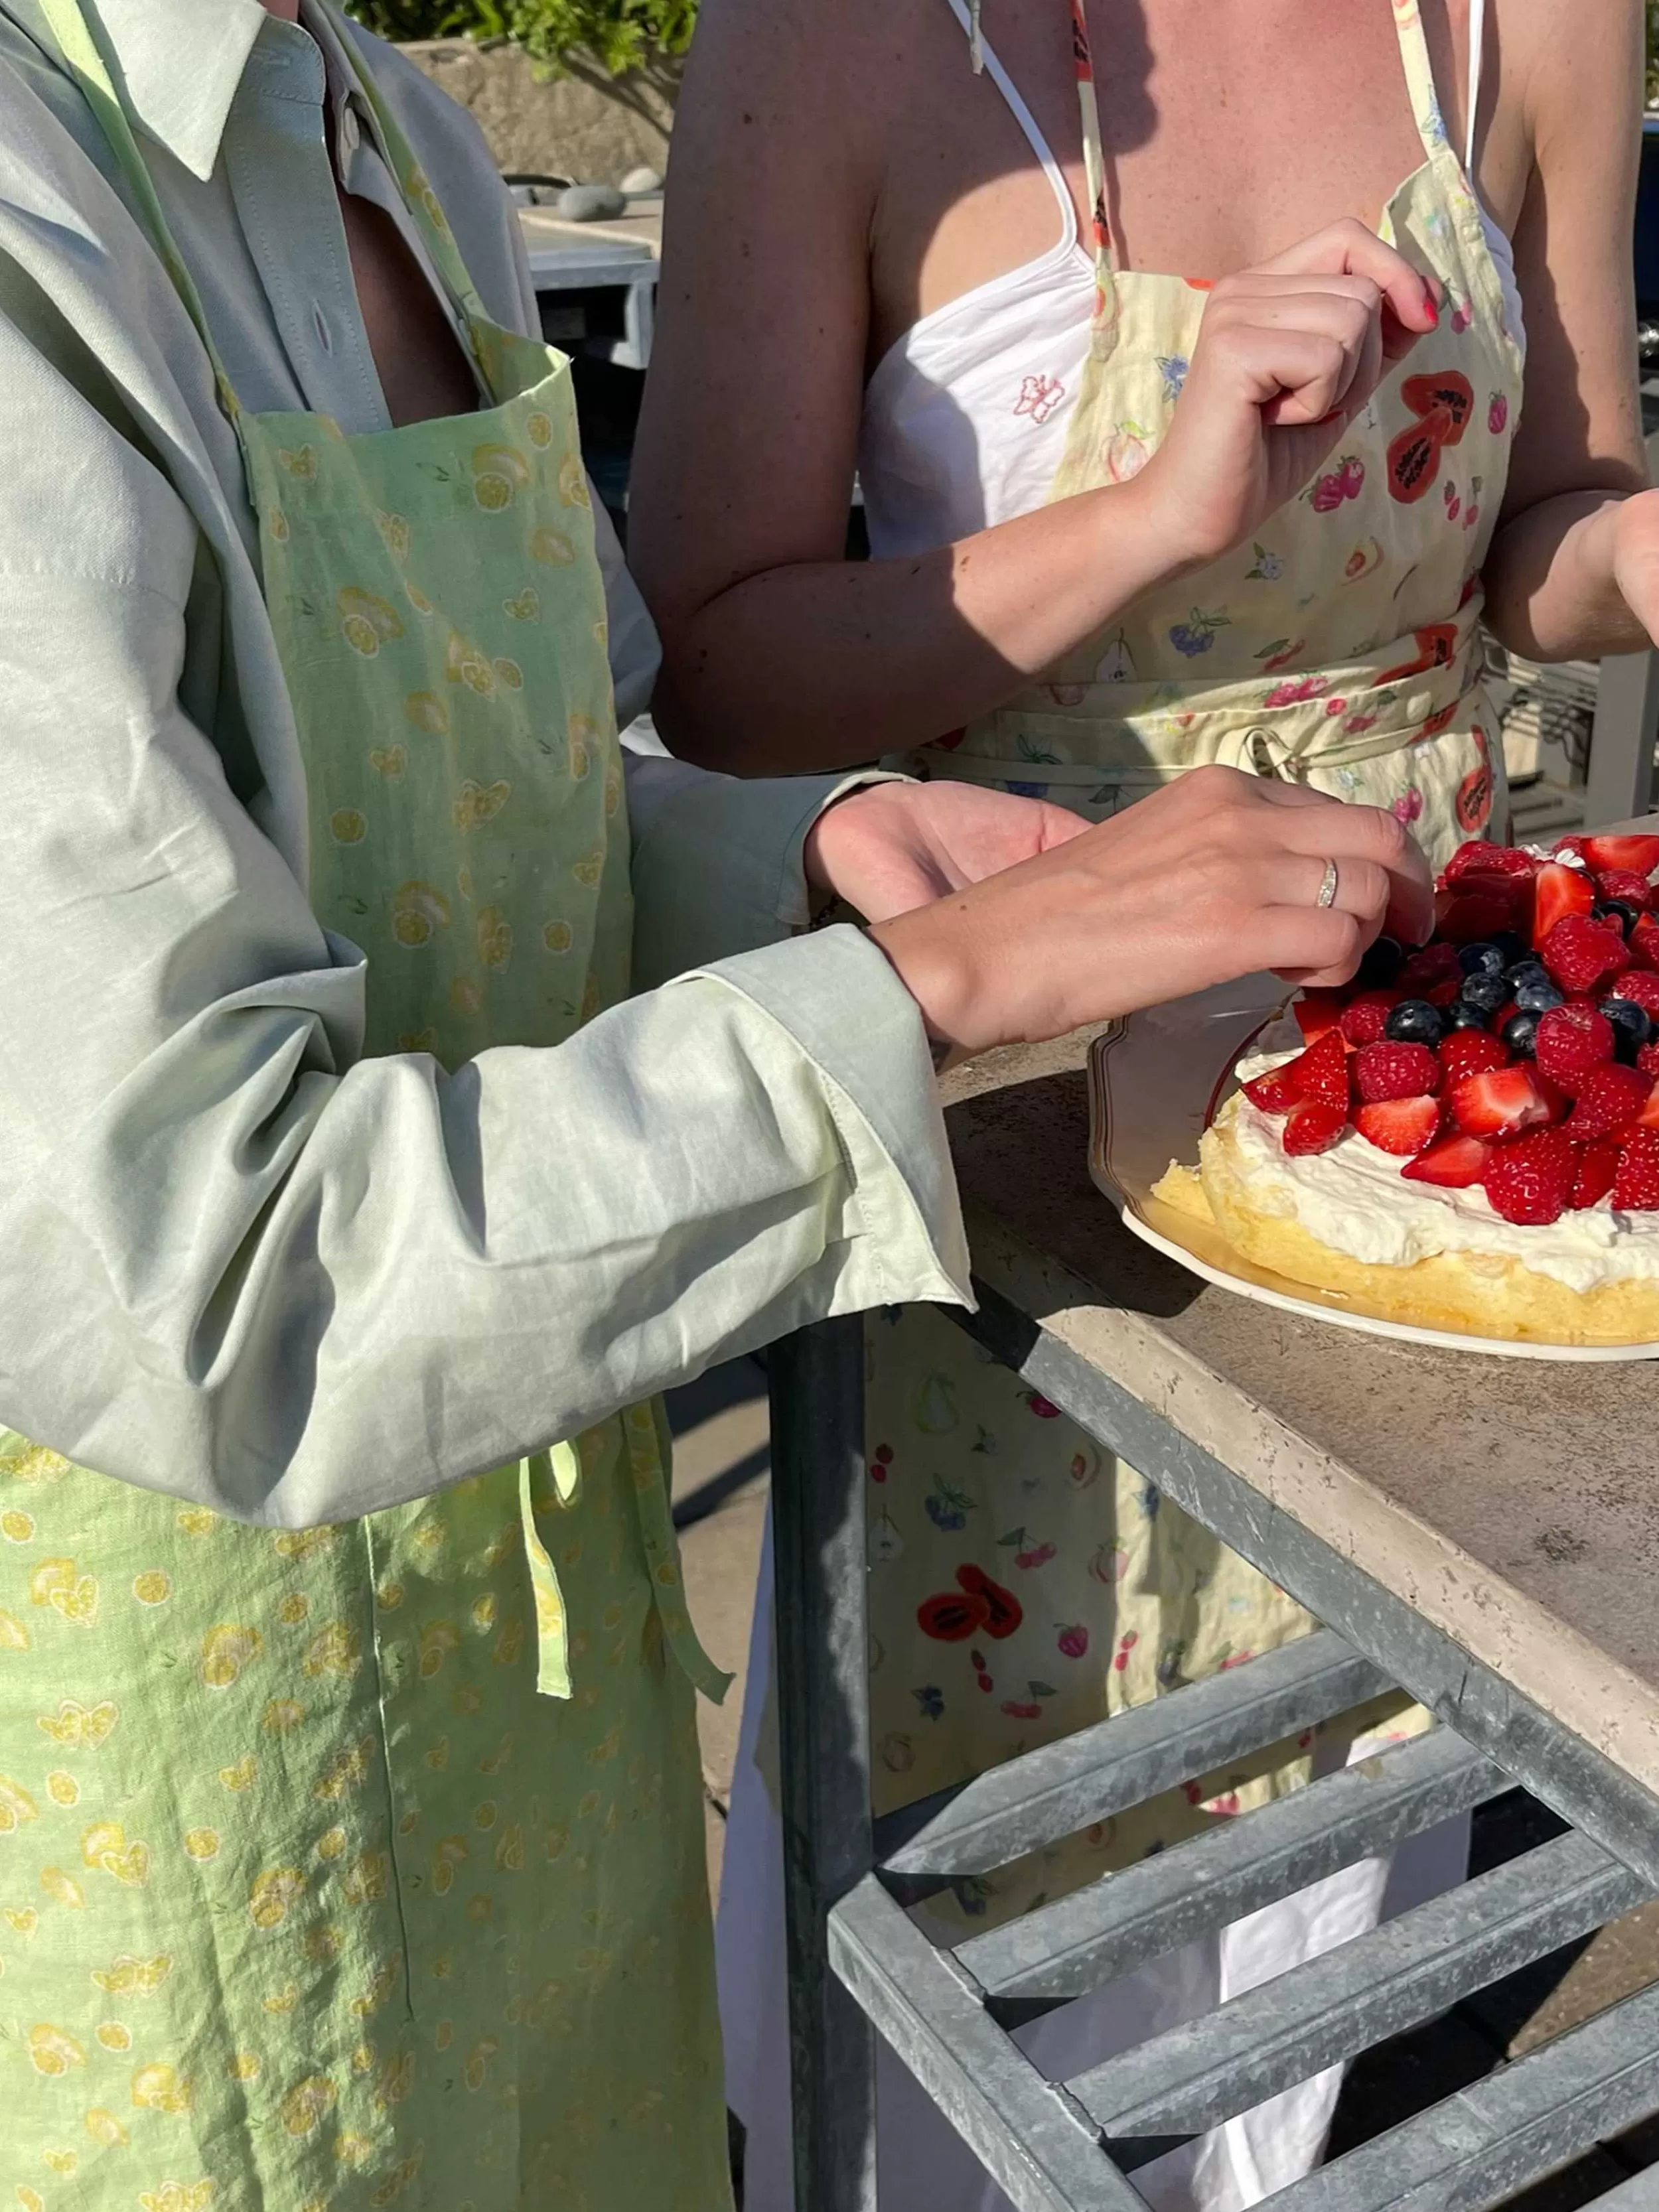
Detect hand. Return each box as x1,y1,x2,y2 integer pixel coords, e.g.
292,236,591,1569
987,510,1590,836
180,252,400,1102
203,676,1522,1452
868,766,1433,1056
1130,220,1441,573
802,778,1088,924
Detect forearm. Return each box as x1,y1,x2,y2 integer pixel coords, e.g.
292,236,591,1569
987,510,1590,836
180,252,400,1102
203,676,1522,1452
1483,490,1650,663
652,476,1181,775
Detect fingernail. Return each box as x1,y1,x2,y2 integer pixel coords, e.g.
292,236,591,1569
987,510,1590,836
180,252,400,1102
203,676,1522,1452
1424,293,1439,325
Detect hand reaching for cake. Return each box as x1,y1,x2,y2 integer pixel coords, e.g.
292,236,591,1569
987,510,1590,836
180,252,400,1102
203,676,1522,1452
869,765,1433,1058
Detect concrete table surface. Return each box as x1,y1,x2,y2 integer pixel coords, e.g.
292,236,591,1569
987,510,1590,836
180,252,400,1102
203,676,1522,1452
939,1022,1659,1807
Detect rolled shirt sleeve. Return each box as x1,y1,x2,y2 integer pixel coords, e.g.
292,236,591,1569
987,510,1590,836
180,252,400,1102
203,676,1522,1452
0,330,968,1532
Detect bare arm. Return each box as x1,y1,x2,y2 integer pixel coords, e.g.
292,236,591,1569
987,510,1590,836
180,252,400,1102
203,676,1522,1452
628,0,1435,774
1480,0,1652,661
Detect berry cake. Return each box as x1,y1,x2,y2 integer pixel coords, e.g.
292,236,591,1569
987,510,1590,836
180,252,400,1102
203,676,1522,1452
1153,834,1659,1344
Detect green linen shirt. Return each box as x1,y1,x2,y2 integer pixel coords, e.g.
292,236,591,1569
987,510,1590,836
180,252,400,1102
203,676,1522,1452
0,0,970,1525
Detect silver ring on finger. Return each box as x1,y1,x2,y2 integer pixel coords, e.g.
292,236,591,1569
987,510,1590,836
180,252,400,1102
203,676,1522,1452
1315,857,1339,910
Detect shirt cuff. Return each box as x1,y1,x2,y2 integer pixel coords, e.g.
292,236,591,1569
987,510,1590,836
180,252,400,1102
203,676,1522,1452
674,923,973,1314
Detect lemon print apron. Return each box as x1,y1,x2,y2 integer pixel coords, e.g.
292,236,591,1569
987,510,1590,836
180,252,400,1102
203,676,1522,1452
866,0,1522,1934
3,6,731,2207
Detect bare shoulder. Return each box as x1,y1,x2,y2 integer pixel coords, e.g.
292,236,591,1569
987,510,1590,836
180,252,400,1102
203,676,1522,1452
1496,0,1641,153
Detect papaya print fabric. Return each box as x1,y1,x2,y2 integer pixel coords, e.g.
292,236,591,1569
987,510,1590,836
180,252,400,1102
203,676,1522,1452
5,2,731,2204
867,0,1519,1935
908,0,1524,868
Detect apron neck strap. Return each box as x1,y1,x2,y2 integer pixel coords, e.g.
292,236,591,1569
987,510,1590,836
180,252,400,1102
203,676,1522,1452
1068,0,1120,362
1390,0,1457,169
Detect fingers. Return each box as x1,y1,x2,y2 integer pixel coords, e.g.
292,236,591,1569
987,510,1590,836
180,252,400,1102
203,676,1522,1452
1205,324,1364,431
1252,218,1439,339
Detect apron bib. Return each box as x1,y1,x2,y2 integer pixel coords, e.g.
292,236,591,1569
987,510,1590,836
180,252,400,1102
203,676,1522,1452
3,7,728,2201
910,0,1525,870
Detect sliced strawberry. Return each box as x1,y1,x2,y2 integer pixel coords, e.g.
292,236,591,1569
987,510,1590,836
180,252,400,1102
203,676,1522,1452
1447,1065,1557,1140
1438,890,1518,945
1571,1139,1622,1210
1579,835,1659,878
1540,914,1631,995
1356,1095,1442,1156
1593,868,1656,912
1482,1127,1577,1225
1531,861,1596,950
1242,1064,1303,1115
1285,1029,1352,1113
1397,940,1463,995
1283,1101,1349,1156
1534,1003,1617,1095
1441,840,1540,887
1611,971,1659,1019
1338,990,1402,1047
1565,1063,1653,1143
1354,1040,1441,1102
1614,1127,1659,1211
1403,1133,1491,1188
1640,1079,1659,1132
1439,1030,1510,1081
1630,914,1659,973
1292,989,1344,1043
1640,1040,1659,1080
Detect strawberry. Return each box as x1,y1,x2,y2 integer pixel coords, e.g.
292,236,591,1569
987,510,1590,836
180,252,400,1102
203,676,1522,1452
1530,861,1595,950
1640,1040,1659,1080
1640,1079,1659,1132
1338,990,1401,1046
1534,1002,1616,1094
1539,914,1630,995
1578,835,1659,878
1439,890,1518,945
1565,1063,1653,1143
1292,989,1344,1043
1355,1095,1442,1156
1593,868,1655,912
1283,1101,1348,1156
1614,1127,1659,1211
1242,1064,1303,1114
1397,940,1463,995
1482,1128,1577,1225
1630,914,1659,973
1571,1139,1622,1210
1285,1029,1352,1113
1354,1040,1441,1102
1611,971,1659,1019
1403,1133,1491,1188
1438,1030,1510,1081
1442,840,1539,886
1447,1066,1557,1140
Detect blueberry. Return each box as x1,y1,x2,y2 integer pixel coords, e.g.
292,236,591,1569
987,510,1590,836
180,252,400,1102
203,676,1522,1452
1603,997,1652,1060
1445,999,1493,1030
1458,941,1507,979
1502,1009,1542,1058
1492,930,1529,968
1594,899,1641,938
1504,959,1551,989
1384,998,1447,1046
1512,971,1565,1014
1457,971,1510,1016
1356,935,1406,989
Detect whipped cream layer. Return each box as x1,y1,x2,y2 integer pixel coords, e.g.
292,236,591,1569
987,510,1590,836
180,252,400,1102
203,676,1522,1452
1228,1037,1659,1294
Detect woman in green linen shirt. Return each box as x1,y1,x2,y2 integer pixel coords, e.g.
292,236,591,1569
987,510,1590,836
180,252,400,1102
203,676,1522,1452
0,0,1431,2203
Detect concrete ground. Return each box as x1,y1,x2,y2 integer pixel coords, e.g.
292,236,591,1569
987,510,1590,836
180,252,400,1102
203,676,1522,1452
667,1358,1659,2205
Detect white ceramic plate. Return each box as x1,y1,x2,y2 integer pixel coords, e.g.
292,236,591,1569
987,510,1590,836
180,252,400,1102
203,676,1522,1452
1085,976,1659,1363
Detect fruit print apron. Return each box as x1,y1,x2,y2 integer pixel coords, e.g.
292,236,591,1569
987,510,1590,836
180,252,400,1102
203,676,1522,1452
3,7,731,2208
868,0,1520,1928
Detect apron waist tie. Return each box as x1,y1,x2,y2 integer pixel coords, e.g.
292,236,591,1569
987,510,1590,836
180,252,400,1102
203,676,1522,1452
519,1407,733,1705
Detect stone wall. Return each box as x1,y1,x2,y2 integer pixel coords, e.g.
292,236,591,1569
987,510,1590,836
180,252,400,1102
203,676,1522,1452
400,38,676,187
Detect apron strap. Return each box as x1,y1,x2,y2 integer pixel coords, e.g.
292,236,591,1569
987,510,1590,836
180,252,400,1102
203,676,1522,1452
1066,0,1121,363
1390,0,1457,168
520,1412,732,1707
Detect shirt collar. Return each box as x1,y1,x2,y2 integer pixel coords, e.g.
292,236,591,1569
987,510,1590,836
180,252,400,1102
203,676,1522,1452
88,0,280,181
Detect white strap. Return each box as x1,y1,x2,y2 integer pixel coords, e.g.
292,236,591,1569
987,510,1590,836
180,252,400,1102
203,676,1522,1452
937,0,1078,245
1465,0,1486,178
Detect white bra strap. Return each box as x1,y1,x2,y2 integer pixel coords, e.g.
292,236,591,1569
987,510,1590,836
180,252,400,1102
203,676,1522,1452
937,0,1078,245
1465,0,1486,176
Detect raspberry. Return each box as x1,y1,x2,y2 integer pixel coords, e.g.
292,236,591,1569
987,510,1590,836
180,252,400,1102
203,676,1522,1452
1565,1063,1652,1143
1571,1139,1622,1210
1338,990,1401,1047
1612,972,1659,1020
1402,1133,1490,1188
1284,1030,1351,1114
1397,941,1463,995
1442,840,1540,885
1282,1101,1348,1156
1614,1128,1659,1211
1242,1064,1302,1114
1594,868,1655,911
1534,1003,1616,1095
1447,1066,1557,1140
1355,1095,1442,1156
1482,1127,1577,1225
1438,1030,1510,1081
1427,978,1463,1007
1353,1041,1441,1103
1540,914,1630,995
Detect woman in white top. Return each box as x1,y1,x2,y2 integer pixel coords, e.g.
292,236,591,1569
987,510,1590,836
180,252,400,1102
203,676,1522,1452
630,2,1657,2208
